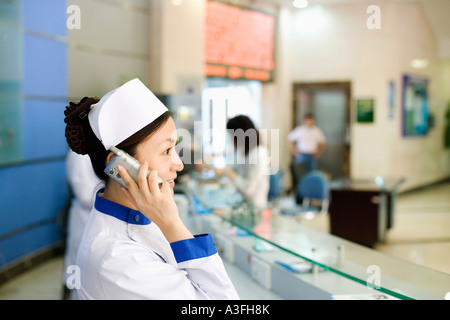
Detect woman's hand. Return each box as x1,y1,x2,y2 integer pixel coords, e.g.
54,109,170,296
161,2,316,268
212,167,227,176
214,167,238,181
118,162,193,243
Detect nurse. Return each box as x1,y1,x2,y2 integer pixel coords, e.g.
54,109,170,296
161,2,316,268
63,79,239,299
199,115,270,209
63,150,101,300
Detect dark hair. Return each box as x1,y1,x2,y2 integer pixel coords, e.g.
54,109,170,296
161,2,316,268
64,97,171,181
226,115,261,156
304,112,315,119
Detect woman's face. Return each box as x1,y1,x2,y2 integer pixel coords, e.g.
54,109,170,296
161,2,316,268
134,117,183,188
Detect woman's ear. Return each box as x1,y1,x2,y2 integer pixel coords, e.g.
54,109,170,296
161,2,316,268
105,151,115,166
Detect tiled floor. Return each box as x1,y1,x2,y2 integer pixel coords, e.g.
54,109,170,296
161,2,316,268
301,181,450,275
375,182,450,275
0,256,64,300
0,181,449,299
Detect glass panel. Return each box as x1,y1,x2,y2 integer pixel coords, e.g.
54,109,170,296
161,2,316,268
185,176,450,300
0,0,23,165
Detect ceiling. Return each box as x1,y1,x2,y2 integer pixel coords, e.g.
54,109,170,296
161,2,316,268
252,0,450,59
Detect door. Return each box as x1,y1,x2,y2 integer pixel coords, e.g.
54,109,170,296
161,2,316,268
293,82,351,179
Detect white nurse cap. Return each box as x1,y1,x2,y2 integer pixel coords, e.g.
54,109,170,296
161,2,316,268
88,78,168,150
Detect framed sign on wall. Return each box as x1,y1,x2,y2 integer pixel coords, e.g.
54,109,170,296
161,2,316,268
401,74,429,137
356,98,375,123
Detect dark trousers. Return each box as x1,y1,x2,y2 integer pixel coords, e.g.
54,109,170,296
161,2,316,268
290,160,308,204
294,154,317,171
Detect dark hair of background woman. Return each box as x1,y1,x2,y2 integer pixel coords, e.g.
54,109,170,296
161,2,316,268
226,115,261,156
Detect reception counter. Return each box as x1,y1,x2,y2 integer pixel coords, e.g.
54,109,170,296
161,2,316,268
179,175,449,300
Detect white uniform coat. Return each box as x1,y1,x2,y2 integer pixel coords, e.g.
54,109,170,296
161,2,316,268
63,152,101,291
288,125,326,155
231,145,270,209
76,192,239,300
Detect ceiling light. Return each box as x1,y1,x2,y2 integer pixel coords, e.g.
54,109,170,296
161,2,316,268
294,6,326,34
293,0,308,9
411,59,429,69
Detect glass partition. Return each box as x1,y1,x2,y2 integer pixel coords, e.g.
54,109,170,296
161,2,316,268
0,0,23,165
184,175,450,300
329,177,406,192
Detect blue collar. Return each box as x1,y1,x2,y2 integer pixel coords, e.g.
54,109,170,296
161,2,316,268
94,191,151,225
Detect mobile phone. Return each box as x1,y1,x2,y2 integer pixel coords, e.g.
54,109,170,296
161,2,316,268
104,146,164,188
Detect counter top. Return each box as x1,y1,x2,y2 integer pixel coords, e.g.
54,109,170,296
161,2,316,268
182,175,450,300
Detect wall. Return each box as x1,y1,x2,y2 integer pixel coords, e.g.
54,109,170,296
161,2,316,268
68,0,150,98
0,0,69,270
145,1,450,190
268,2,450,191
149,0,205,95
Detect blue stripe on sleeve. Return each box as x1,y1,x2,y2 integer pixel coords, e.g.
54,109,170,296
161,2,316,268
170,234,218,263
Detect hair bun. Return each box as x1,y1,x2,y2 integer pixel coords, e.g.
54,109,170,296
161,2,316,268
64,97,98,123
64,97,99,155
